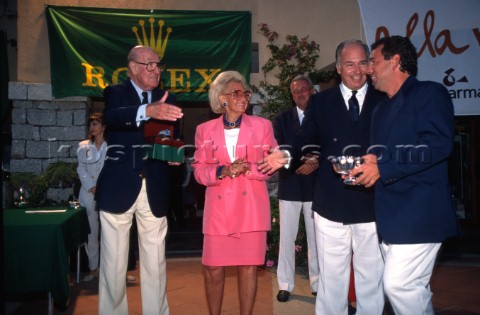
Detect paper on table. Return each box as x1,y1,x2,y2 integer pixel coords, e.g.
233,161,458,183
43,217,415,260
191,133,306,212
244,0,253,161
25,209,67,213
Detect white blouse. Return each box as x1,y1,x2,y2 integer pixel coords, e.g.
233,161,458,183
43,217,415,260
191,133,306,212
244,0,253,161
224,128,240,163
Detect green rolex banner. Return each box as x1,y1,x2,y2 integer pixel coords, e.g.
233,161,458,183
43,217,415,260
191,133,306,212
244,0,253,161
45,6,251,102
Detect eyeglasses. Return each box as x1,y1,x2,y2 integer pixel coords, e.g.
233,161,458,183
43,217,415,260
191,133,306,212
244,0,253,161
133,61,166,72
291,87,311,95
224,90,252,100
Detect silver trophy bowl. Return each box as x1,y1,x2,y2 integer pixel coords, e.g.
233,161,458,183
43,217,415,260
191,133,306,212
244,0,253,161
328,156,364,185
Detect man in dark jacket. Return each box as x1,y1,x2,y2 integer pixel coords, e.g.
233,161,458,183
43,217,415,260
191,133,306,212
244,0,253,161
96,45,183,314
273,75,319,302
296,40,386,315
353,36,458,315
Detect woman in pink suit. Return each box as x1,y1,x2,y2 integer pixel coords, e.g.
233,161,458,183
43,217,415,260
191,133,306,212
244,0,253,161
193,71,277,315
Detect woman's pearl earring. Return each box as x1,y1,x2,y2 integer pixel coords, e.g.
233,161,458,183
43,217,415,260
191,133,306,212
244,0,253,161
223,102,228,107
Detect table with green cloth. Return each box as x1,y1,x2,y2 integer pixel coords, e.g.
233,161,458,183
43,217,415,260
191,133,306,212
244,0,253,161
3,207,89,310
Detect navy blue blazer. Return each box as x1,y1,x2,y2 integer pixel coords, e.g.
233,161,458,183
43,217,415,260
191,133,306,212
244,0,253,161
294,84,384,224
371,76,458,244
96,80,177,218
273,107,317,202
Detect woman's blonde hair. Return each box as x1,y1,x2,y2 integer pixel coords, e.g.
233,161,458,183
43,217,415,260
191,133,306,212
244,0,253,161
208,71,250,114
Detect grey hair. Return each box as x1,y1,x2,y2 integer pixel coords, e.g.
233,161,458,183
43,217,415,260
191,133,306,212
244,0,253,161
335,39,369,66
290,74,314,91
208,71,250,114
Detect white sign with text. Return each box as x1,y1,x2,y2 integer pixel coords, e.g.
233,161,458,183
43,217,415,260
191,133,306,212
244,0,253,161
358,0,480,115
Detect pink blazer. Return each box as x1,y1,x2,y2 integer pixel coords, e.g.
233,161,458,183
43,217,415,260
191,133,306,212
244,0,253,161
193,114,278,236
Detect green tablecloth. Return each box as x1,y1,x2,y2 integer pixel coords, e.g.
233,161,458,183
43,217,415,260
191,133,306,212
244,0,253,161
3,207,89,307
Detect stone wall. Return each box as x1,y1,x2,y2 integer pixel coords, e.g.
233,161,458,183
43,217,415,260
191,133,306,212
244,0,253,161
8,82,90,174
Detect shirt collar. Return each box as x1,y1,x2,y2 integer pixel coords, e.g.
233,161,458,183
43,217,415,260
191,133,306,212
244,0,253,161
296,106,304,117
130,80,150,100
339,82,368,98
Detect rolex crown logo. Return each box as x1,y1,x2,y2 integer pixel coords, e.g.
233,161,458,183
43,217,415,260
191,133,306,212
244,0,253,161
132,18,172,58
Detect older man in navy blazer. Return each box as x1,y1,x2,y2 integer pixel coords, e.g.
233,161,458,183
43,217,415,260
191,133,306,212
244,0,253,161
301,40,386,315
263,40,386,314
95,45,183,314
353,36,458,315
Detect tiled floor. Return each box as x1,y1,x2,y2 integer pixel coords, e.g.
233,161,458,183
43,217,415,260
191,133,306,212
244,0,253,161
431,263,480,314
5,227,480,314
5,257,480,315
4,257,274,315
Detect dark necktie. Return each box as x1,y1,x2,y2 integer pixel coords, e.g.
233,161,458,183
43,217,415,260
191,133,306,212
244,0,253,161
141,91,149,104
349,90,359,122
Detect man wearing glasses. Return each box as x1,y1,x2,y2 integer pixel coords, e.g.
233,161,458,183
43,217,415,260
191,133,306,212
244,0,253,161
95,45,183,314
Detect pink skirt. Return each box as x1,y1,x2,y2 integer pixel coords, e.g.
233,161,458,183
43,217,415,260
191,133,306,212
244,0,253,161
202,231,267,266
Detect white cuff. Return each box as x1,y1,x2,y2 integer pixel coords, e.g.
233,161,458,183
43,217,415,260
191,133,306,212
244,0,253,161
136,104,150,126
